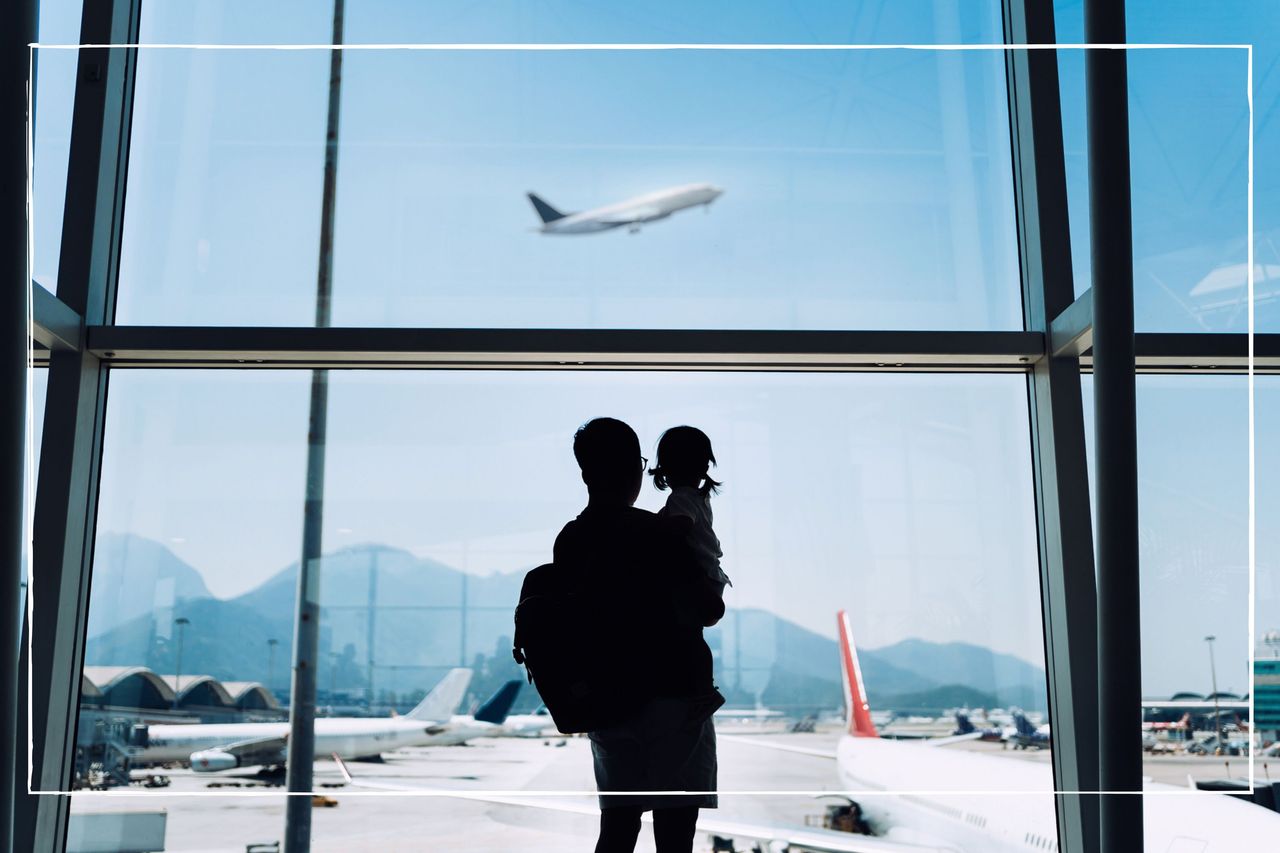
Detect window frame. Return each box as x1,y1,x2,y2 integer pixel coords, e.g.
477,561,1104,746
19,1,1272,852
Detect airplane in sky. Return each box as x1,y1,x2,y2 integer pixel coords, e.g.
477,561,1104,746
139,669,521,772
526,183,724,235
340,613,1280,851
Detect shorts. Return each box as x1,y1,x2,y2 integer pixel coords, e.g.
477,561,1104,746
589,697,718,811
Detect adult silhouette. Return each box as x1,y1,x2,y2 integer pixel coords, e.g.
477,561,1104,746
553,417,725,853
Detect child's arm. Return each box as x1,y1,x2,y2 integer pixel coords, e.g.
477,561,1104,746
657,511,695,536
657,522,725,628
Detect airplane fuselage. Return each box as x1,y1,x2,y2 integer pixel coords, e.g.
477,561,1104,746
494,714,557,738
538,183,723,235
423,715,505,746
142,718,449,769
835,734,1280,851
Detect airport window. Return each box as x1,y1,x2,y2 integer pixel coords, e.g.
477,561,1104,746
1053,0,1271,333
77,374,1044,726
113,45,1021,329
28,0,81,296
1081,375,1255,742
59,369,1063,847
20,0,1280,851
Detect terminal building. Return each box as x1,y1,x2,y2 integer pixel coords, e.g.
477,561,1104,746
1257,658,1280,743
79,667,282,722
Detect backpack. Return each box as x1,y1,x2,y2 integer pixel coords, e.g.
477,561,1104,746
512,563,641,734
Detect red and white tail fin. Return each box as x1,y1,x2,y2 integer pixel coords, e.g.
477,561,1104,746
837,610,879,738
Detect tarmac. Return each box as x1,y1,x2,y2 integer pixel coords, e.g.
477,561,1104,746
66,727,1270,852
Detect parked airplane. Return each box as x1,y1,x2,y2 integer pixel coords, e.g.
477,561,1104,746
526,183,723,235
139,668,491,771
952,712,1004,743
490,705,558,739
342,613,1280,851
1008,710,1051,750
424,680,526,746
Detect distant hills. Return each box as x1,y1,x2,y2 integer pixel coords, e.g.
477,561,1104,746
85,534,1048,714
89,533,212,638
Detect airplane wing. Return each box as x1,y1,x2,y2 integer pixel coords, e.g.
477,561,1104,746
718,735,837,759
332,757,950,853
223,734,288,759
919,732,983,748
720,731,979,759
190,735,288,771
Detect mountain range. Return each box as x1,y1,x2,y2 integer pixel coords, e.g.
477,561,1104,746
85,533,1048,714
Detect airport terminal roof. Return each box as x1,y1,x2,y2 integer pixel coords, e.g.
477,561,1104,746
221,681,282,711
83,666,176,709
158,674,235,708
81,667,278,712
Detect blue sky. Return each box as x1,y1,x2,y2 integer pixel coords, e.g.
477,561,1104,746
27,0,1276,697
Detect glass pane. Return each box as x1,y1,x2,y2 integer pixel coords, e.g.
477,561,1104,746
341,0,1005,44
88,371,310,648
30,0,83,295
138,0,335,44
1054,0,1274,332
75,370,1048,822
1080,375,1257,776
115,46,1022,330
135,1,1005,51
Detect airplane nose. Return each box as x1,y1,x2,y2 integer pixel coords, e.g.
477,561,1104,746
710,186,725,196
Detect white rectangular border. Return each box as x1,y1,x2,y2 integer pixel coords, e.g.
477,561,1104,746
25,42,1256,799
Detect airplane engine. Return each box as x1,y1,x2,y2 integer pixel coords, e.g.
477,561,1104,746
189,749,238,772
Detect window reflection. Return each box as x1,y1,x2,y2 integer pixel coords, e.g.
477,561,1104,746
1055,0,1274,332
31,0,84,295
116,47,1021,330
1081,375,1260,775
68,367,1066,847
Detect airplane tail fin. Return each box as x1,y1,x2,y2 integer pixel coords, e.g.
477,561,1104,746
837,610,879,738
527,192,568,224
473,680,522,725
954,712,974,735
1013,710,1034,736
406,667,473,722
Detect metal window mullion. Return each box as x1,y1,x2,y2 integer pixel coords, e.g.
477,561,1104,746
1004,1,1100,851
4,1,40,851
1084,3,1144,849
25,356,108,849
76,325,1280,371
21,1,140,850
83,326,1045,369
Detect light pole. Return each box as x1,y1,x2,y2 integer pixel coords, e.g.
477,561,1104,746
329,652,339,711
1204,634,1223,748
267,638,279,696
284,1,344,849
172,617,191,710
